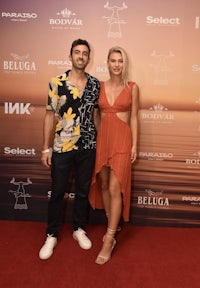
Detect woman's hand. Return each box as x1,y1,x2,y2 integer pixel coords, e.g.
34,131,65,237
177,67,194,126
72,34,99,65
131,146,137,163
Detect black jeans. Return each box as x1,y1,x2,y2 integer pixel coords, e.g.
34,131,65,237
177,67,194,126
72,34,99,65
46,148,96,237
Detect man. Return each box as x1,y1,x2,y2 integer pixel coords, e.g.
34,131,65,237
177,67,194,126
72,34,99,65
39,39,100,260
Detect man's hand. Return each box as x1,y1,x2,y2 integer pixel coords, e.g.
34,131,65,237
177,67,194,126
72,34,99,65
41,148,52,168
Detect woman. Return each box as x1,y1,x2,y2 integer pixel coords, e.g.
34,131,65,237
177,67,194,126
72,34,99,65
89,46,139,264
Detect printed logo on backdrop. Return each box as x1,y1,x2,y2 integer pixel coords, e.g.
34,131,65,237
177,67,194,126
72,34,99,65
185,151,200,168
4,102,34,115
182,195,200,206
192,64,200,72
137,189,169,209
150,50,174,85
95,60,108,77
47,191,75,200
8,178,32,210
48,59,72,70
3,53,36,74
103,2,127,38
1,11,37,22
195,16,200,29
141,103,175,124
49,8,83,30
4,147,36,157
146,15,180,26
139,151,173,161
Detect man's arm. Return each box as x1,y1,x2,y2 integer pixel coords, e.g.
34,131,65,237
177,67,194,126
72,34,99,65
41,110,55,168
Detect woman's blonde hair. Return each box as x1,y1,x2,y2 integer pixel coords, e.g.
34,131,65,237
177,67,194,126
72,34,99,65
107,46,129,87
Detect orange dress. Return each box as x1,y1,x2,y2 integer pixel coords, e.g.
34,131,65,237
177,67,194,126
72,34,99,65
89,81,135,221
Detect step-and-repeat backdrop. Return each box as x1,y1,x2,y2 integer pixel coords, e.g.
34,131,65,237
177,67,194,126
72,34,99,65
0,0,200,226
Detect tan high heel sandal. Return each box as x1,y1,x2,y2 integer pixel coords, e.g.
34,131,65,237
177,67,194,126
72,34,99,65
95,227,116,265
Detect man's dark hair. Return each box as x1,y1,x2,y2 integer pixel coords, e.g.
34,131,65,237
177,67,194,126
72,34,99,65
70,39,91,56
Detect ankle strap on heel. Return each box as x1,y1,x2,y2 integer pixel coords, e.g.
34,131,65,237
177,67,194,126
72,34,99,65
107,227,116,236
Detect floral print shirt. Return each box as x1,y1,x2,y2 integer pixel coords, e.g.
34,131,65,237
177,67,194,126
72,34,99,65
46,70,100,153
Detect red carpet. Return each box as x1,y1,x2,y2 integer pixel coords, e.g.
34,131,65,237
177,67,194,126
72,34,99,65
0,220,199,288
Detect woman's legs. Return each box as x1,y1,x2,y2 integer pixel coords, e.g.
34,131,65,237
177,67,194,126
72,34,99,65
108,169,122,230
99,166,110,218
96,168,122,264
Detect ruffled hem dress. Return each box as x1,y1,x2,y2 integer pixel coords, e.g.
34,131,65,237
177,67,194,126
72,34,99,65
89,81,135,221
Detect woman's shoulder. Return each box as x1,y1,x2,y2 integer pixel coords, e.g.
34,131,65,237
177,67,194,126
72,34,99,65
128,81,135,86
128,81,139,90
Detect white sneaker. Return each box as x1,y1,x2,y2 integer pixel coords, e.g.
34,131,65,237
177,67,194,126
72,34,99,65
39,235,57,260
73,228,92,250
